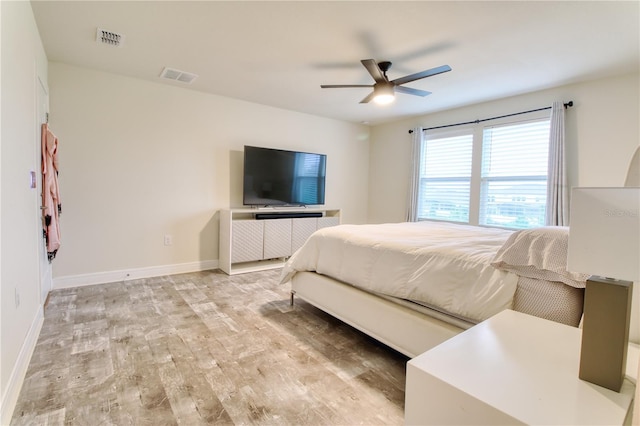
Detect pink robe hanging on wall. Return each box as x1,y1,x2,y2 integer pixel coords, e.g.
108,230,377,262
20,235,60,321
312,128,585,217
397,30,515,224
42,123,61,261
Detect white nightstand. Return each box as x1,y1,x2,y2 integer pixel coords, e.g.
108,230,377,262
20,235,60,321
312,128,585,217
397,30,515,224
405,310,637,425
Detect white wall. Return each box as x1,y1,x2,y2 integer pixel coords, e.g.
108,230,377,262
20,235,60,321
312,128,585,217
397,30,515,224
0,1,48,423
368,72,640,223
48,62,370,282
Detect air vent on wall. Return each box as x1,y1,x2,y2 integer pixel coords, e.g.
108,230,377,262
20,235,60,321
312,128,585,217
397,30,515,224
159,67,198,84
96,28,125,47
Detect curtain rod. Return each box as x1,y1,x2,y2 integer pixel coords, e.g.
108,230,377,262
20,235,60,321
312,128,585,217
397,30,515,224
408,101,573,134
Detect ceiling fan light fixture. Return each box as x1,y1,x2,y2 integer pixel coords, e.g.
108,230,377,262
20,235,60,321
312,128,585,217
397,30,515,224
373,84,395,105
374,94,395,105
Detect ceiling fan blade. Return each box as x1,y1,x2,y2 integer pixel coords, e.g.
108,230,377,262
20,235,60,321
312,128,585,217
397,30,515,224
359,91,376,104
361,59,387,84
395,86,432,97
321,84,373,89
391,65,451,86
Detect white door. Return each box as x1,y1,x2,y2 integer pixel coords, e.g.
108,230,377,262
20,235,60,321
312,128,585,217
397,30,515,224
37,76,52,304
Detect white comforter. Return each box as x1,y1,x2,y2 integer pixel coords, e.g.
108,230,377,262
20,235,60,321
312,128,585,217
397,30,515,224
280,221,519,322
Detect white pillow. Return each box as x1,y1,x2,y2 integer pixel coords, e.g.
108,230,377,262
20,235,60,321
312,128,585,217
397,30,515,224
491,226,589,288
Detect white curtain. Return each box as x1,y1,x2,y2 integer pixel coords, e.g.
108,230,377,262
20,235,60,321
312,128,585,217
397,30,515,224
546,101,568,226
406,127,423,222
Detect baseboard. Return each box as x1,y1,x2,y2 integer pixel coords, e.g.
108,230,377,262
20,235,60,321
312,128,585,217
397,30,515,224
52,260,219,289
1,306,44,425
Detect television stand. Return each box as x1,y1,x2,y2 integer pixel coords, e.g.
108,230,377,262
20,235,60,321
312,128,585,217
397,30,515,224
218,208,340,275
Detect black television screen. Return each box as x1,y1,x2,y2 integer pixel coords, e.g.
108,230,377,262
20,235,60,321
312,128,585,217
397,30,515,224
243,146,326,206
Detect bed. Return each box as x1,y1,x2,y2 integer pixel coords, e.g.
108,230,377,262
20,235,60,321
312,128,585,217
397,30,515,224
280,221,588,358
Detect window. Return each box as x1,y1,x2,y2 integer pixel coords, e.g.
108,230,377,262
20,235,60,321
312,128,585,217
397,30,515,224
417,133,473,222
417,115,551,229
480,120,550,228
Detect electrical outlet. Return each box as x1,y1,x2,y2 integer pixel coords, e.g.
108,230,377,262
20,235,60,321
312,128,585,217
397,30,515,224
15,288,20,308
164,234,173,246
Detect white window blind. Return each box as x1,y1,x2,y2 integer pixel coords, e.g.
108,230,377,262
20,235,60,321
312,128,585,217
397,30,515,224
417,133,473,222
479,119,550,229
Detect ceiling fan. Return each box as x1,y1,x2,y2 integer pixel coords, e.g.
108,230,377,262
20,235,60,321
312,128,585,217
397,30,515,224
320,59,451,104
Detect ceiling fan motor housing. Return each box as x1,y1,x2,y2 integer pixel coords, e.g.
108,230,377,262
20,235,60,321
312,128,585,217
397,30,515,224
378,61,392,74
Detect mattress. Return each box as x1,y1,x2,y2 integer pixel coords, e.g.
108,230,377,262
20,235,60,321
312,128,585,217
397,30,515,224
513,276,584,326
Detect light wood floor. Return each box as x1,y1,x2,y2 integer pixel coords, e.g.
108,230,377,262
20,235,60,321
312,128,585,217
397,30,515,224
11,269,408,425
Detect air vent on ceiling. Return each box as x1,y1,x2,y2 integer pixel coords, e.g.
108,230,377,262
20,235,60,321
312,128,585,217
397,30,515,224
96,28,124,47
159,67,198,84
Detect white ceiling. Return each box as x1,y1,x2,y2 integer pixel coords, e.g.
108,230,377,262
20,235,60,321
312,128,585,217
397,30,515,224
31,1,640,125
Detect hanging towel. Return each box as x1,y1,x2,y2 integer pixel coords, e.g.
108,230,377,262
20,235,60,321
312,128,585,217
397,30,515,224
42,123,61,261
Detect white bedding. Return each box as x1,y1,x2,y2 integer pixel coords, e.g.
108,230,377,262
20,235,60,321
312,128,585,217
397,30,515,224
280,221,519,322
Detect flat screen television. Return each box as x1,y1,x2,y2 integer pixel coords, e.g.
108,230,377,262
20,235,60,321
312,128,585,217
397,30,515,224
243,145,326,206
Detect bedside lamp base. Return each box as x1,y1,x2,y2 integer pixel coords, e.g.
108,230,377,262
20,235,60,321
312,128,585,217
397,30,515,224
579,276,633,392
